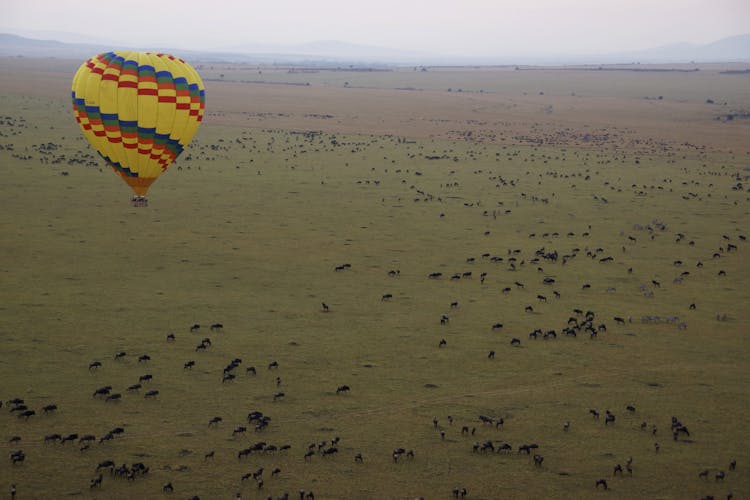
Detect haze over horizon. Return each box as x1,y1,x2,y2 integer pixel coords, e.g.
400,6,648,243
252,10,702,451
4,0,750,59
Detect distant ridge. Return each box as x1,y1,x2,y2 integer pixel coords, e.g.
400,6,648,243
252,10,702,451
0,32,748,65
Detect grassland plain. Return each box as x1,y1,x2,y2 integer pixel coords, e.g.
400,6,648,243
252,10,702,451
0,58,749,499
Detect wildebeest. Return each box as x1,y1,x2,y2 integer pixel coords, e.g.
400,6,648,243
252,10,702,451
144,390,159,398
210,323,224,331
138,354,151,362
510,338,521,346
42,404,57,413
595,479,608,490
273,392,285,401
89,361,102,370
190,324,201,332
439,339,447,347
91,386,110,397
381,293,393,301
139,374,153,383
184,360,195,369
336,385,350,394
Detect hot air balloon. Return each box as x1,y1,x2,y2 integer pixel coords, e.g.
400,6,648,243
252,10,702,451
71,51,205,205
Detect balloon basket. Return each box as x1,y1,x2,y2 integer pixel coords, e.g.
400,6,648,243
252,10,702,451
130,196,149,207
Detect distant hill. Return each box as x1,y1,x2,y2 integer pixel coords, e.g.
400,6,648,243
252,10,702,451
0,32,748,65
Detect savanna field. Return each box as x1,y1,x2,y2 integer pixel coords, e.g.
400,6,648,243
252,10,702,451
0,58,749,499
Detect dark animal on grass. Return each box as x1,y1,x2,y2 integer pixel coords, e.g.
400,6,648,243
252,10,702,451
144,390,159,398
336,385,350,394
273,392,285,401
139,374,153,383
614,464,623,475
381,293,393,301
138,354,151,362
510,338,521,346
127,383,141,391
492,322,503,330
89,361,102,370
208,416,222,426
534,454,544,466
204,451,214,460
114,351,127,359
590,409,600,418
233,426,247,436
90,474,103,488
45,433,62,443
595,479,608,490
222,373,236,383
163,482,174,493
716,471,725,481
106,394,121,402
268,361,279,369
184,360,195,369
190,324,201,332
247,366,257,375
488,350,495,359
439,339,447,348
97,460,115,471
210,323,223,331
42,404,57,413
166,333,175,341
605,413,615,425
321,302,329,312
61,433,78,444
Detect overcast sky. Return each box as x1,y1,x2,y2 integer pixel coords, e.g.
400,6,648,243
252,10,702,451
4,0,749,57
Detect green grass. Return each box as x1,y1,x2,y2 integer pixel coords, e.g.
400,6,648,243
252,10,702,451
0,89,748,500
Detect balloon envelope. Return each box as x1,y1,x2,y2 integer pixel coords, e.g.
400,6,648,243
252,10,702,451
71,51,205,196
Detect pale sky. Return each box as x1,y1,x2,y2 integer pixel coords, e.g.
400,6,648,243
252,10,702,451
3,0,749,57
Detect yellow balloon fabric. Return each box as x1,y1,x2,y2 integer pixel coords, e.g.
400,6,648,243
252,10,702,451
72,52,205,196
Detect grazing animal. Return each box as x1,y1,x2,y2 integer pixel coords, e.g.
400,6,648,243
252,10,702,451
163,482,174,493
190,324,201,332
144,390,159,398
381,293,393,301
273,392,285,401
614,464,623,475
321,302,329,312
90,474,103,488
89,361,102,370
439,339,447,348
138,354,151,362
488,350,495,360
716,470,725,481
510,338,521,346
166,333,175,341
139,374,153,383
246,366,257,375
595,479,608,490
533,454,544,466
184,360,195,369
336,385,350,394
105,394,121,402
210,323,223,331
268,361,279,369
42,404,57,413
